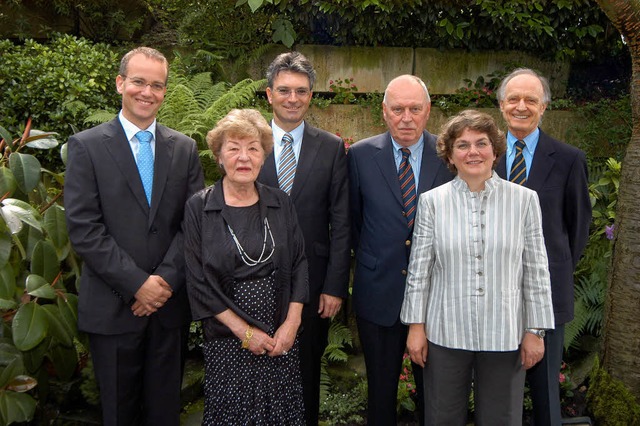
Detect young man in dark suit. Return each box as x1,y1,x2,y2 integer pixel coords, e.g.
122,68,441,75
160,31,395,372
496,68,591,426
348,75,453,426
257,51,351,425
65,47,204,426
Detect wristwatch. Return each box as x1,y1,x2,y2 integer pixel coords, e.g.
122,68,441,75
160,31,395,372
525,328,546,339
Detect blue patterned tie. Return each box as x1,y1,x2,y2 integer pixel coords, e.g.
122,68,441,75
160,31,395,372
509,139,527,185
278,133,296,195
399,148,417,228
135,130,154,205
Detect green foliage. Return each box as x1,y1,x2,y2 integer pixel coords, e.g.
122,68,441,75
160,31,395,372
329,78,359,105
396,353,416,414
320,320,353,401
565,158,619,352
2,0,147,43
436,69,505,115
0,35,121,168
0,120,82,425
319,379,367,425
240,0,618,61
570,96,631,163
587,357,640,425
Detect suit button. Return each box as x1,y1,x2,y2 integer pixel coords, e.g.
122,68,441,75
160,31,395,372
405,240,411,246
150,228,158,234
401,269,407,276
402,211,406,217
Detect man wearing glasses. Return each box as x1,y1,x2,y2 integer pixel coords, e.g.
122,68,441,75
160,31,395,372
258,51,350,425
65,47,204,425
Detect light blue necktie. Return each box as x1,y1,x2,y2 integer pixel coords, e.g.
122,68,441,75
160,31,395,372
278,133,296,195
135,130,154,205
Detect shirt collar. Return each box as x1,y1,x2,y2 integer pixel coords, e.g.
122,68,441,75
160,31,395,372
391,134,424,158
507,127,539,155
272,120,305,147
119,110,157,142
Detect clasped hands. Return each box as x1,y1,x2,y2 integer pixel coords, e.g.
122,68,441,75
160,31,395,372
131,275,173,317
245,321,297,357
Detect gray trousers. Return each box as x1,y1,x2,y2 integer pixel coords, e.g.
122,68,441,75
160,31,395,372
424,341,526,426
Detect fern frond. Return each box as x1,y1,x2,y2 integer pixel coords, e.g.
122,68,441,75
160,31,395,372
84,110,117,125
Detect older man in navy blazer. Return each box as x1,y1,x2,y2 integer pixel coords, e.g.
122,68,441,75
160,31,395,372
348,75,453,425
65,47,204,425
496,68,591,426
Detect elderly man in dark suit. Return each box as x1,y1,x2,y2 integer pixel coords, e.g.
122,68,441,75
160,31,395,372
257,51,350,425
348,75,453,426
495,68,591,426
65,47,204,426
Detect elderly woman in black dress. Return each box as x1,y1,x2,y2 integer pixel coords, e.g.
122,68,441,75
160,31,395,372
184,108,308,425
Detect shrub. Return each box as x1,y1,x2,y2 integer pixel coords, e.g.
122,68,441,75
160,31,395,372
0,34,121,169
587,357,640,425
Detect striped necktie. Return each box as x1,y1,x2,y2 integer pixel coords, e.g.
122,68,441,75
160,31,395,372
509,139,527,185
399,148,417,228
135,130,154,205
278,133,296,195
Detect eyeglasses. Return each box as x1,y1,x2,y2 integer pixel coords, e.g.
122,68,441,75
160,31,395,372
122,76,166,92
274,88,311,97
453,141,492,151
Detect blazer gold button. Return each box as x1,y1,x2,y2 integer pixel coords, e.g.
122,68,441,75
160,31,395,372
401,269,407,275
405,240,411,246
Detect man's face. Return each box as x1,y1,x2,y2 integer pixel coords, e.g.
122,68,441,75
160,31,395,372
382,78,431,147
499,74,547,140
116,53,168,129
266,71,312,132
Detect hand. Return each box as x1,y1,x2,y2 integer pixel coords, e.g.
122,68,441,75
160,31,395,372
131,275,173,317
406,324,428,368
247,328,276,356
270,319,300,357
318,294,343,318
520,332,545,369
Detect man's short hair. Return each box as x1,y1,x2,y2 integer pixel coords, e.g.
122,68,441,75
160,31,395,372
497,68,551,105
266,52,316,90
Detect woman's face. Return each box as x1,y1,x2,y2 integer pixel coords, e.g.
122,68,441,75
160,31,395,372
448,128,496,183
218,135,265,186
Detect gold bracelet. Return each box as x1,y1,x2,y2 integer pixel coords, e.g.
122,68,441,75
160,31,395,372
241,325,254,349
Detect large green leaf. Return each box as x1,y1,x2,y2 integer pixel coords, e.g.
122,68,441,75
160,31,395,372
12,303,48,351
30,241,59,283
0,263,16,300
0,232,12,269
17,225,44,262
0,357,23,389
22,338,49,374
0,207,22,235
25,274,56,300
1,199,42,231
41,305,73,347
46,342,78,381
57,294,79,340
60,143,68,167
6,375,37,393
43,205,68,251
0,343,21,367
0,390,37,425
0,168,17,199
8,153,41,194
24,130,59,150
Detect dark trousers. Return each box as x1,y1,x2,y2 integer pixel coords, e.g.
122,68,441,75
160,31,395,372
357,316,424,426
88,316,184,426
424,342,525,426
298,314,330,425
527,324,565,426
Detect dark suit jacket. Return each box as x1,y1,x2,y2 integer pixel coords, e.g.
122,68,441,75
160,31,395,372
258,122,350,318
496,128,591,325
65,117,204,334
348,130,453,327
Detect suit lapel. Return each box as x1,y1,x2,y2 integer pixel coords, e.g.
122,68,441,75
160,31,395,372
103,119,150,214
417,131,441,194
290,124,321,202
526,130,555,192
373,132,404,206
148,125,173,225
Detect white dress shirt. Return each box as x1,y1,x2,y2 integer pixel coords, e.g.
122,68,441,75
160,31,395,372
400,172,554,352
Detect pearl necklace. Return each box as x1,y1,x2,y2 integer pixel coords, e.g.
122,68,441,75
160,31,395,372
226,217,275,266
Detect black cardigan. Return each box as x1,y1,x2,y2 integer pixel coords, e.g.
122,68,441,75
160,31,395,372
183,179,309,339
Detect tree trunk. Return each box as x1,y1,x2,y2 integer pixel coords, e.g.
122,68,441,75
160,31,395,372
596,0,640,399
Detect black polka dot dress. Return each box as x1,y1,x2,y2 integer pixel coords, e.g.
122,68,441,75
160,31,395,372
201,203,305,425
